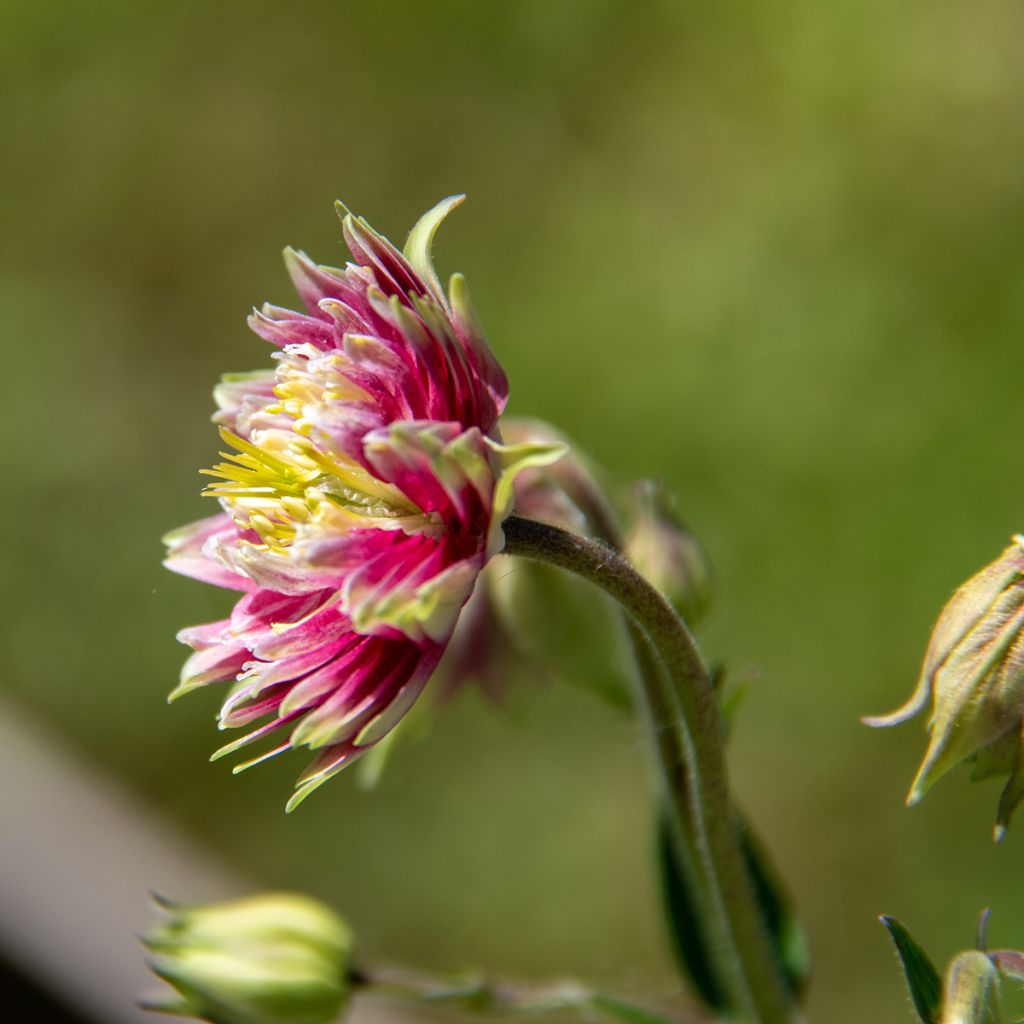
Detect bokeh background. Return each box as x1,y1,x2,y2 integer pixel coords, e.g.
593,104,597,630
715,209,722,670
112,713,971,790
5,1,1024,1021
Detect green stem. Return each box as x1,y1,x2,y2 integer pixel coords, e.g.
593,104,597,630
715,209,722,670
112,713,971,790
502,516,795,1024
355,964,699,1024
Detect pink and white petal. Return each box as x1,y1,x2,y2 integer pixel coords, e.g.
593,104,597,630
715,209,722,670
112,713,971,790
249,604,351,662
284,643,442,811
286,743,363,812
219,687,292,729
362,420,465,516
163,514,254,592
276,645,370,717
247,306,337,351
170,644,250,701
209,536,351,596
234,641,352,704
340,209,426,301
211,370,279,434
226,588,334,648
175,618,232,651
288,640,420,749
283,248,357,319
349,552,482,647
210,710,306,763
318,298,369,336
448,272,508,427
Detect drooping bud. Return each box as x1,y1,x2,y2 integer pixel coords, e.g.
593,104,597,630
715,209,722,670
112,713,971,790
940,952,1003,1024
499,417,622,544
142,892,354,1024
625,480,712,626
864,538,1024,840
427,417,634,714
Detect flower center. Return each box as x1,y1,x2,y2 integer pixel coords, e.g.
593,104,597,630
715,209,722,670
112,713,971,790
202,427,420,552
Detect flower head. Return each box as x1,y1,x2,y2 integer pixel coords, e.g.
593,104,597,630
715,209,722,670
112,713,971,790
165,198,561,808
865,537,1024,840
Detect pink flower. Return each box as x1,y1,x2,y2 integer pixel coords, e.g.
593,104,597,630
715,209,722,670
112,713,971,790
165,198,561,809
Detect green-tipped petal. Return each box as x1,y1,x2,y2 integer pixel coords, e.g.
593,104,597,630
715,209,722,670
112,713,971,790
403,194,465,305
485,437,568,556
352,559,480,646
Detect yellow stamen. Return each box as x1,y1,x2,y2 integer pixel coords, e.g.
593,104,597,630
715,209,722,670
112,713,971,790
201,423,422,555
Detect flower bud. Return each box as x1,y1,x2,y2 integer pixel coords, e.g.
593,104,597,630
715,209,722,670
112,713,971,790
625,480,712,626
499,417,621,542
941,952,1003,1024
142,892,354,1024
865,538,1024,841
431,417,633,712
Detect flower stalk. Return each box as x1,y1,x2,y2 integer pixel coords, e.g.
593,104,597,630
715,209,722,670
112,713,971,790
502,516,796,1024
354,964,694,1024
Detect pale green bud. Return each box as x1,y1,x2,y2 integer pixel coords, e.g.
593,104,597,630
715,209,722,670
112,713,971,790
865,538,1024,840
941,952,1003,1024
142,893,354,1024
625,480,711,626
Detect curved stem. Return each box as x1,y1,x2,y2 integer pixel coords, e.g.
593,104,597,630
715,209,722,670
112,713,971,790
502,516,795,1024
356,964,700,1024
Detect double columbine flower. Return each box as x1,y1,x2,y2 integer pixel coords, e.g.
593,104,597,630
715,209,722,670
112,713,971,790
165,197,561,809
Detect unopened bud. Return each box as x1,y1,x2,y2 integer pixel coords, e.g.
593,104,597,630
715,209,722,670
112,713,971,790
625,480,711,626
435,418,632,713
865,538,1024,840
501,417,621,542
941,952,1003,1024
142,892,354,1024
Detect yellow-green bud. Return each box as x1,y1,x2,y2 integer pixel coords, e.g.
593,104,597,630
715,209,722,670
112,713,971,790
142,892,354,1024
865,538,1024,841
941,952,1003,1024
625,480,711,626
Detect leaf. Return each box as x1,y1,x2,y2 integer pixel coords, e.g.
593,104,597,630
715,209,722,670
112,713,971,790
657,810,727,1012
737,815,811,1002
587,993,678,1024
657,807,810,1013
880,916,943,1024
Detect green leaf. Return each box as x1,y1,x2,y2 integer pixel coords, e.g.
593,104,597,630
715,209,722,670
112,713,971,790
657,808,810,1013
657,810,727,1012
737,815,811,1002
880,916,943,1024
586,993,678,1024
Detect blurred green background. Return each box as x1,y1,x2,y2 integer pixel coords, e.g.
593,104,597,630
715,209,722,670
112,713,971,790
5,1,1024,1021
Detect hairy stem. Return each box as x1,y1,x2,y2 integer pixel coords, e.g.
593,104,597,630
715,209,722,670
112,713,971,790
355,964,699,1024
502,516,795,1024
